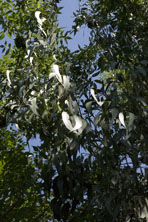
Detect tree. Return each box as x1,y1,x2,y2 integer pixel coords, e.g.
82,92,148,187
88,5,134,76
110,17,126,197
70,0,148,221
0,0,148,221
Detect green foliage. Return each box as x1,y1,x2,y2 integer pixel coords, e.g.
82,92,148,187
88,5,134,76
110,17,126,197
70,0,148,221
0,0,148,221
0,128,54,221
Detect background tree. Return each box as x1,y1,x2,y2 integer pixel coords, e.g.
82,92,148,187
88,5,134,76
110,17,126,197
0,0,148,221
70,0,148,221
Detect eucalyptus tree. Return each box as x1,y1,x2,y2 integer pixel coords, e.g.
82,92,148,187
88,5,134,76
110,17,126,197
69,0,148,221
0,0,93,221
1,0,148,221
0,0,78,221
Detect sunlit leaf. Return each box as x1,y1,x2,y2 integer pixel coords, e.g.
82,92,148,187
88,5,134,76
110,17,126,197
62,112,83,134
6,70,11,87
119,112,126,128
62,75,70,90
49,64,62,83
90,89,104,106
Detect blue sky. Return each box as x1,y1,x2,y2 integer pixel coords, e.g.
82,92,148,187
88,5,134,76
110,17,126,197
0,0,89,54
58,0,89,51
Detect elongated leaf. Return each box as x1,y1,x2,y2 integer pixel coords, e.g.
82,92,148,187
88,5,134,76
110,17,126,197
90,88,104,106
111,108,118,121
62,112,83,134
72,115,83,131
35,11,47,36
62,111,73,131
7,32,12,39
0,33,5,40
128,112,136,132
119,112,126,128
6,70,11,87
77,119,87,135
62,75,70,90
86,101,93,113
49,64,62,83
35,11,46,26
29,98,38,115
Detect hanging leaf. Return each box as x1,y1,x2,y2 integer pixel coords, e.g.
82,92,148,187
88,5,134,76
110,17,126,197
62,75,70,90
35,11,46,26
6,70,11,87
35,11,47,37
94,115,100,126
85,101,93,113
111,108,118,122
127,112,136,132
50,33,56,46
62,111,74,131
119,112,126,128
77,118,87,135
90,88,104,106
72,115,83,131
49,64,62,83
29,98,39,116
62,112,83,134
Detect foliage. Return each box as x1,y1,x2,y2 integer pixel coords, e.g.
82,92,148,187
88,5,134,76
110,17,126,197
0,0,148,221
70,0,148,221
0,128,53,221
